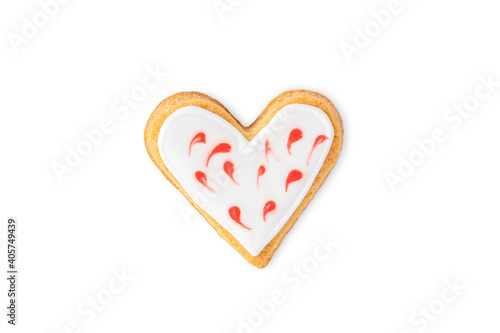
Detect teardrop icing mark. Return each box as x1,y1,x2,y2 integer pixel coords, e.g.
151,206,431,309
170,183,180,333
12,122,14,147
285,170,303,192
263,201,276,221
206,143,231,167
307,135,329,165
228,206,251,230
265,139,280,162
188,132,206,156
195,171,215,193
223,161,239,185
257,165,266,187
265,139,272,162
287,129,303,154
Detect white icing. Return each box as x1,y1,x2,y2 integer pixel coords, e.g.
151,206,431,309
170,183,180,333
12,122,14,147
158,104,334,256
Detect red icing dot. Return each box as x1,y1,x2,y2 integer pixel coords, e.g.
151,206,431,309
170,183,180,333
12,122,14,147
195,171,215,193
223,161,239,185
257,165,266,187
206,143,231,167
228,206,251,230
188,132,206,155
307,135,329,165
287,129,303,154
285,170,302,192
263,201,276,221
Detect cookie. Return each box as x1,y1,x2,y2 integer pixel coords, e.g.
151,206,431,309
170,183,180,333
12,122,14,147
145,90,343,268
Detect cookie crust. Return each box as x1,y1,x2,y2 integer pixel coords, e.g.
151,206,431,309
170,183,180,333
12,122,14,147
145,90,343,268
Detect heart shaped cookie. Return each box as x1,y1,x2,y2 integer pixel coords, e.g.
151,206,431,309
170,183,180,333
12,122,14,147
145,90,343,268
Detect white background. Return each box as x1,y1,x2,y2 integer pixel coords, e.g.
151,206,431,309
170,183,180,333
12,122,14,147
1,0,500,332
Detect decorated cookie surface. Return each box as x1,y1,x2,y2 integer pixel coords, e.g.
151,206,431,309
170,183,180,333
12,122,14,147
145,90,343,268
158,105,334,256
